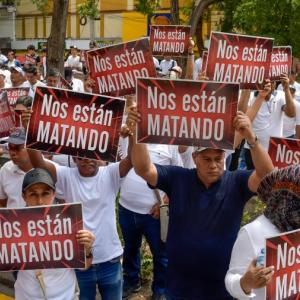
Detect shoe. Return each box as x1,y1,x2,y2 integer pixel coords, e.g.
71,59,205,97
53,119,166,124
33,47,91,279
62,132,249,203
122,281,142,299
151,293,166,300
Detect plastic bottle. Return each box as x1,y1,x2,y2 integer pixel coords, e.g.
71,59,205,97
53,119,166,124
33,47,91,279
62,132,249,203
256,248,265,267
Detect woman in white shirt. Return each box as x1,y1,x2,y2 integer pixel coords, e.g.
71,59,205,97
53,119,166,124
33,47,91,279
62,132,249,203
225,164,300,300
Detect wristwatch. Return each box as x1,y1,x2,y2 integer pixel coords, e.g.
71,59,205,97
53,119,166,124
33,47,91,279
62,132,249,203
246,135,258,149
86,248,93,259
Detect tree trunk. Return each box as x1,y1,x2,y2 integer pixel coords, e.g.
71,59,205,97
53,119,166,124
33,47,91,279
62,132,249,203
195,16,204,53
189,0,222,35
170,0,180,25
47,0,69,74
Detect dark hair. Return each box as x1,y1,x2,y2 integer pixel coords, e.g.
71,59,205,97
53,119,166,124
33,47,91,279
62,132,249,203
47,68,60,78
8,49,16,56
27,45,36,51
25,66,38,75
15,96,32,108
64,67,73,79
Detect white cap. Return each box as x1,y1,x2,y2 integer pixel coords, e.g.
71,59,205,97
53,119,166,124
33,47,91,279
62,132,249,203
193,147,225,153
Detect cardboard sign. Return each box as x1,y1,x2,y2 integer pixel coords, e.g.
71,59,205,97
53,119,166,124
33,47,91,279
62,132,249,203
0,203,85,271
26,86,125,161
59,75,73,90
206,31,274,89
266,229,300,300
137,78,239,149
87,38,157,97
150,25,191,57
1,87,30,106
268,137,300,168
269,46,292,80
201,51,208,74
0,92,15,139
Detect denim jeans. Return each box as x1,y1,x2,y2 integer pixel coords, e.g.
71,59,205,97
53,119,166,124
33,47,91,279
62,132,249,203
75,257,122,300
118,204,167,295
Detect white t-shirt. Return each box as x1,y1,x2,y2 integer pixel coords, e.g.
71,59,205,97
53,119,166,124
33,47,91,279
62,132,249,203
15,269,76,300
277,81,300,102
159,59,177,75
0,160,26,208
119,141,183,214
225,215,279,300
283,100,300,137
65,55,82,70
247,91,286,150
52,154,76,168
193,57,203,80
71,78,84,92
55,163,123,264
26,80,46,98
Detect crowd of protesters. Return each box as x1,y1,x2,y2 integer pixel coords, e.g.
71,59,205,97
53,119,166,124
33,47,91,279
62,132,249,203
0,38,299,300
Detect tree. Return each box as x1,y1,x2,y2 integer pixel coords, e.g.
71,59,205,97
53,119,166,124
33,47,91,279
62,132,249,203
220,0,300,58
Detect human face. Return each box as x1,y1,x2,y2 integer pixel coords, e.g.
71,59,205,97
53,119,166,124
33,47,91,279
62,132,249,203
10,69,24,86
25,72,38,85
7,51,15,61
23,183,55,206
192,149,225,188
74,157,101,177
71,48,77,56
46,76,60,87
8,143,30,166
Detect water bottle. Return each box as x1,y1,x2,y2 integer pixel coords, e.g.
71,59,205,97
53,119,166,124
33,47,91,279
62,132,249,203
256,248,265,267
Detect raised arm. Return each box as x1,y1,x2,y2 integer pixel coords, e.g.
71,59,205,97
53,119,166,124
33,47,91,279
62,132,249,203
126,107,158,187
185,38,195,80
234,112,274,193
237,89,251,113
281,73,296,117
21,109,57,181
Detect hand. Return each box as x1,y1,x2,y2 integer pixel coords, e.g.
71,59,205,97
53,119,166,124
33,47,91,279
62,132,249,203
233,111,255,142
178,145,189,154
84,78,96,93
188,38,195,51
126,106,141,134
119,123,133,138
240,259,274,294
197,71,208,81
280,73,289,91
21,108,33,129
149,202,160,219
258,79,271,98
76,229,95,254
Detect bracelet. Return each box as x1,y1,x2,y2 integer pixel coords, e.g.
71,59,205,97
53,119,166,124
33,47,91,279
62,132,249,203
246,135,258,149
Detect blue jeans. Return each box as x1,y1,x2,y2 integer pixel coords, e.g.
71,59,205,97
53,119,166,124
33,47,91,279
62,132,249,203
119,204,167,295
75,257,122,300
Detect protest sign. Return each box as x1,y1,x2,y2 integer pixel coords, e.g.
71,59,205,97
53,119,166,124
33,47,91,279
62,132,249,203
86,38,157,97
59,75,73,90
0,203,84,271
200,51,208,74
0,92,15,139
26,86,125,161
150,25,191,57
1,87,30,106
137,78,239,149
268,137,300,168
206,31,274,89
265,229,300,300
269,46,292,80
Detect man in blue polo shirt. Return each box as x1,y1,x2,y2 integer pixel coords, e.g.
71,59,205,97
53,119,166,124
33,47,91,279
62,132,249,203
126,109,274,300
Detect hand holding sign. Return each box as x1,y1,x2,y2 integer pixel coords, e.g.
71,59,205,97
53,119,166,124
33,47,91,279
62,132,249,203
233,111,256,143
240,259,274,295
76,229,95,258
280,72,290,90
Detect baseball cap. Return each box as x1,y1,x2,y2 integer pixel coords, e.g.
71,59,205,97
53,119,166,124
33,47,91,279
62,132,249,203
8,128,26,145
10,66,24,74
0,70,6,77
22,168,55,192
193,147,225,153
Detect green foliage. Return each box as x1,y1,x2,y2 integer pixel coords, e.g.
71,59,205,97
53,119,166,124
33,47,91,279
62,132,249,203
135,0,161,15
242,196,266,226
219,0,300,57
31,0,49,13
77,0,99,19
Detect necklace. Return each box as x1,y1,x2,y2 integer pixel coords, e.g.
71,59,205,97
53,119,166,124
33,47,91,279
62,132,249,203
266,100,273,114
